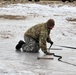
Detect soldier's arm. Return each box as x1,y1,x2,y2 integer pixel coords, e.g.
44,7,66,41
47,35,52,43
47,35,53,46
39,31,47,53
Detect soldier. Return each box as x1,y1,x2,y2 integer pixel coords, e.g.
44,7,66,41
15,19,55,55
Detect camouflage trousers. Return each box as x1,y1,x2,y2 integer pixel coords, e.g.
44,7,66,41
22,35,40,52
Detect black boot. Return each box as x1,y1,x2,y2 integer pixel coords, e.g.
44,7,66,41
28,0,32,1
68,0,73,2
62,0,66,2
15,40,25,51
35,0,39,2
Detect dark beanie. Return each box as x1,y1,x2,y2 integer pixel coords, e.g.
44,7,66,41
47,19,55,27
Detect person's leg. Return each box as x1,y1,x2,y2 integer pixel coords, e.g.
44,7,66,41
22,36,40,52
32,42,40,52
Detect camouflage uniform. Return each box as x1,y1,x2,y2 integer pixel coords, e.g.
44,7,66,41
22,35,40,52
22,23,52,53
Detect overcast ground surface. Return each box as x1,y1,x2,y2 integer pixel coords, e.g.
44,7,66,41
0,1,76,75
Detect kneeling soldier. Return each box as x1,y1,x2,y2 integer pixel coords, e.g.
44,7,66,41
15,19,55,55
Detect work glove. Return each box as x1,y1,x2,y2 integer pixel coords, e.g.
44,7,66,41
44,51,54,55
50,41,53,46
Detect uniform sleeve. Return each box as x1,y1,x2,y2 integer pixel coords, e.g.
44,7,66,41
39,31,47,53
47,35,52,43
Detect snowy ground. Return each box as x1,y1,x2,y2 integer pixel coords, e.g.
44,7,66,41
0,1,76,75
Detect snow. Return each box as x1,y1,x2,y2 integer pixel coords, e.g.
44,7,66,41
0,3,76,17
0,1,76,75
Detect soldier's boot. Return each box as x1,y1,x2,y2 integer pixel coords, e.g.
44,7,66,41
62,0,66,2
68,0,73,2
15,40,25,51
35,0,39,2
28,0,32,1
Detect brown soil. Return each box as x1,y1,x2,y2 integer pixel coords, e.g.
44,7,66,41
0,15,26,20
66,17,76,22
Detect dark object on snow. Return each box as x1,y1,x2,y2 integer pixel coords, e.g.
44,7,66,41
68,0,74,2
55,44,76,49
62,0,74,2
34,0,40,2
28,0,32,1
28,0,40,2
62,0,66,2
53,54,62,61
46,45,76,67
47,45,62,61
37,57,54,60
15,40,25,51
50,48,62,50
60,45,76,49
45,52,54,55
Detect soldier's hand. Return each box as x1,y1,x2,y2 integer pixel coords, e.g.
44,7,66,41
45,51,54,55
50,41,53,46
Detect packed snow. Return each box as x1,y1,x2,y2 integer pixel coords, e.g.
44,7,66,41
0,1,76,75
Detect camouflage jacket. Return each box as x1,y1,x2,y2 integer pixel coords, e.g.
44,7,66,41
25,23,52,52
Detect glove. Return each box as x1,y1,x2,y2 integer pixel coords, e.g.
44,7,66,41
44,51,54,55
50,41,53,46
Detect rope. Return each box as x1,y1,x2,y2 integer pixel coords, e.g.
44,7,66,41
48,45,62,61
53,54,62,61
52,53,76,66
48,45,76,66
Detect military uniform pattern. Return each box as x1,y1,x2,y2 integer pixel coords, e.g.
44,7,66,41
24,23,52,53
22,35,40,52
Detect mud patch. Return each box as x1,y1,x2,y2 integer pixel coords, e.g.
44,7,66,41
66,17,76,22
0,15,26,20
